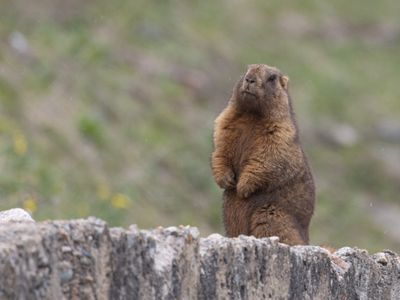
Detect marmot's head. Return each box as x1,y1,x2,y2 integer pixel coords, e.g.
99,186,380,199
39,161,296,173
233,64,290,117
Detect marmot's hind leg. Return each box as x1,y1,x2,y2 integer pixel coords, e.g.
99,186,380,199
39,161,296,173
249,205,307,245
223,191,250,237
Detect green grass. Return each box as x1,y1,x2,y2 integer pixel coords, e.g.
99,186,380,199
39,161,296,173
0,0,400,253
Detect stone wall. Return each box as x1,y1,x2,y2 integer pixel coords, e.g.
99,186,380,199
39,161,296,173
0,217,399,299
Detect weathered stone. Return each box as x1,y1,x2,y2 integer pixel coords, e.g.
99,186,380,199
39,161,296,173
199,235,292,300
0,218,399,299
0,208,34,223
288,246,331,299
0,218,111,300
110,225,199,300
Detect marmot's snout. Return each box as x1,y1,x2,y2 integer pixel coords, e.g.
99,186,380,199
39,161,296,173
245,76,256,85
242,75,259,97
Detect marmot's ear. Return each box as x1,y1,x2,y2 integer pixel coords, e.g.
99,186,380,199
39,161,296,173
280,75,289,89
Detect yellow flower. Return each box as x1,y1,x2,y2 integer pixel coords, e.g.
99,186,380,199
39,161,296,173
13,132,28,156
111,193,130,209
23,197,38,213
97,184,111,200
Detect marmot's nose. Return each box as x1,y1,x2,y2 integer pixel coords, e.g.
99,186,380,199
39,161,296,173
245,77,256,84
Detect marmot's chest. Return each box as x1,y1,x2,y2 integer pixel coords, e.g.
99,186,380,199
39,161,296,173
227,124,268,173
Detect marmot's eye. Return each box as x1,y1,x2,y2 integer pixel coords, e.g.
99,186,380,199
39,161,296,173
267,74,277,82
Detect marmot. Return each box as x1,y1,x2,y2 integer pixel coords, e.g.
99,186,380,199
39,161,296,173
211,64,315,245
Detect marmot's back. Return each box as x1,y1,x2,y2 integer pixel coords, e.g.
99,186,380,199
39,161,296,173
211,64,315,245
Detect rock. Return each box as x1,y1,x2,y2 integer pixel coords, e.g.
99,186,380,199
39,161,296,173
373,252,388,266
0,218,111,299
376,120,400,143
198,235,292,299
317,122,359,148
0,218,399,299
109,225,199,299
9,31,30,55
0,208,35,223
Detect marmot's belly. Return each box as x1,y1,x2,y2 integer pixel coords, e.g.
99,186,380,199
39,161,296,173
223,177,314,239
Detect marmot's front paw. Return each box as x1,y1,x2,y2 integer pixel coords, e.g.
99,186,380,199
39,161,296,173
215,169,236,189
236,180,255,199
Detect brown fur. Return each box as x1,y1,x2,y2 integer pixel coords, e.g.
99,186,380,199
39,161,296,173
211,64,315,245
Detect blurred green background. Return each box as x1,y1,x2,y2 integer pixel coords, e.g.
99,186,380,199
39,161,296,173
1,0,400,253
